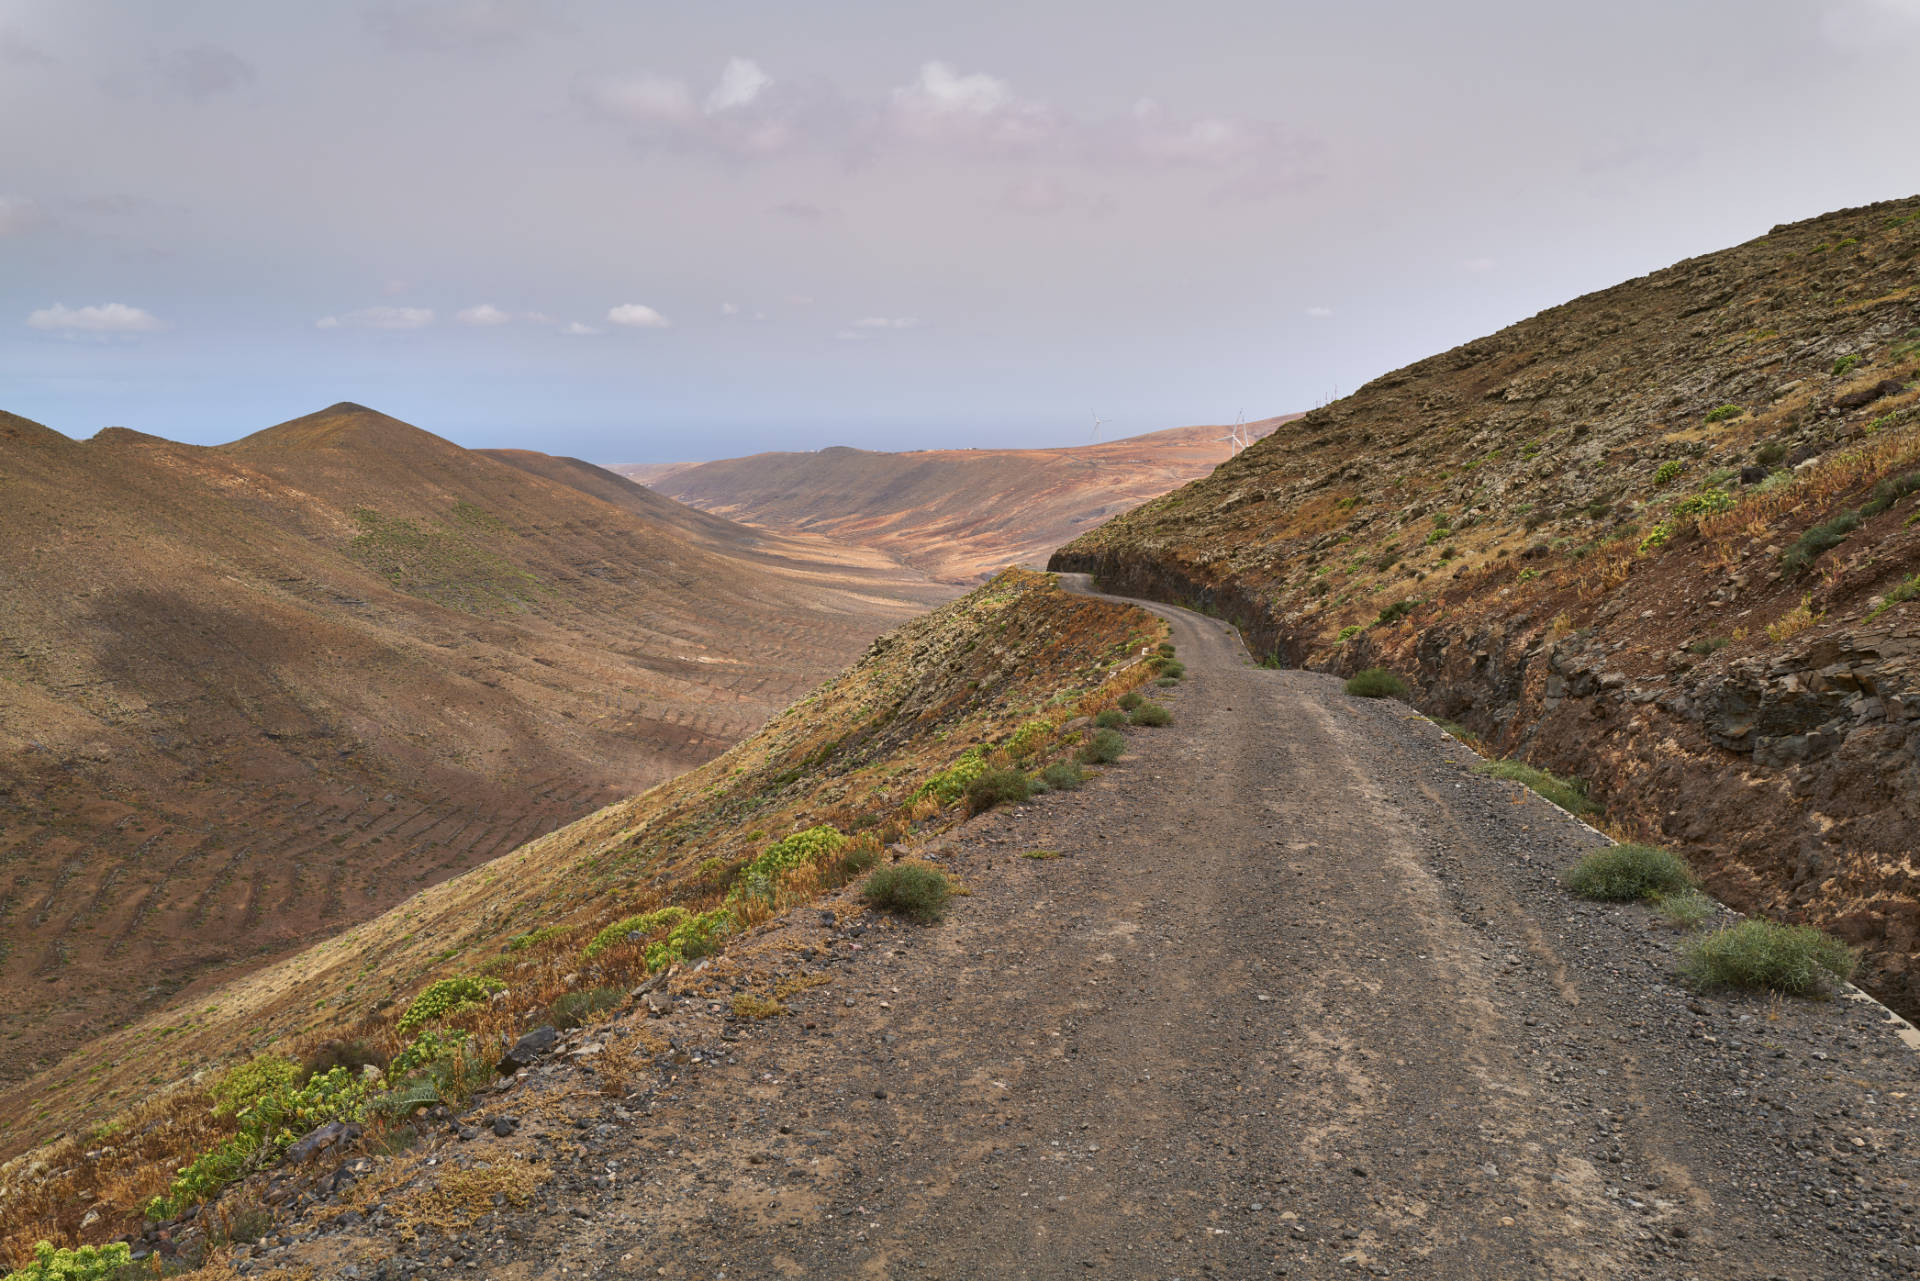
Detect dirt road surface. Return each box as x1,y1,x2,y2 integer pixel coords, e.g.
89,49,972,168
285,580,1920,1280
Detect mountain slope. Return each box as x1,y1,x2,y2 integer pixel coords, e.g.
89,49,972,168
1057,193,1920,1012
0,404,947,1085
619,418,1296,583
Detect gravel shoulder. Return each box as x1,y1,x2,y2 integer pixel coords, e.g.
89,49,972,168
255,579,1920,1280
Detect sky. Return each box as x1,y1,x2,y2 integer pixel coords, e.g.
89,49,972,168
3,0,1919,463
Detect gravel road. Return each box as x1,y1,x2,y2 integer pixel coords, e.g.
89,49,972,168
267,579,1920,1280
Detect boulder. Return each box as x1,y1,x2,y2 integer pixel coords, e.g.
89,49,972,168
497,1024,558,1073
285,1120,361,1165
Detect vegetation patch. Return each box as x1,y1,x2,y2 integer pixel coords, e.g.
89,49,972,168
1656,890,1716,929
862,863,952,922
732,826,848,903
1474,759,1596,815
1038,762,1086,790
1093,708,1127,729
1077,728,1127,764
1563,844,1693,901
1704,404,1745,423
4,1242,134,1281
1021,849,1064,860
917,748,992,806
964,767,1032,814
1345,668,1409,699
583,907,691,960
1681,919,1857,995
1127,702,1172,726
397,976,503,1035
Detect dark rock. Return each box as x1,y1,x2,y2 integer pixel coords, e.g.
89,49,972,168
1834,378,1905,413
1740,465,1769,485
492,1115,519,1137
285,1120,361,1165
497,1025,558,1073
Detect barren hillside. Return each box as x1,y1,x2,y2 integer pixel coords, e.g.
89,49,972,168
0,403,948,1085
618,418,1295,582
1057,192,1920,1013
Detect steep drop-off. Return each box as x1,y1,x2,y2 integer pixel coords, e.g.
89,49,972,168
1057,193,1920,1013
0,403,947,1084
620,418,1294,583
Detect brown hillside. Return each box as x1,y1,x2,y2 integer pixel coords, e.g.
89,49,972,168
1057,193,1920,1012
0,404,948,1087
617,418,1297,583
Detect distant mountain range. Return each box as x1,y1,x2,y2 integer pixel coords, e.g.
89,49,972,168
618,418,1298,583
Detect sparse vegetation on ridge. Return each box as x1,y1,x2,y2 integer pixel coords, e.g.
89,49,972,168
861,863,952,922
1345,668,1409,699
1474,759,1596,816
1563,844,1693,901
0,568,1171,1264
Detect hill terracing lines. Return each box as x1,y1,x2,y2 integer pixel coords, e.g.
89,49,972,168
0,403,948,1085
620,417,1294,583
1058,193,1920,1014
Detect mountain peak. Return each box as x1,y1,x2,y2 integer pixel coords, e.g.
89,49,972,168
221,402,461,459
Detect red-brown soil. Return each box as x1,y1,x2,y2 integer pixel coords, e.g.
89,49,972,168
618,418,1298,583
0,403,949,1086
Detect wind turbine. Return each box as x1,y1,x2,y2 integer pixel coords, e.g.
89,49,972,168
1218,410,1248,455
1090,411,1109,442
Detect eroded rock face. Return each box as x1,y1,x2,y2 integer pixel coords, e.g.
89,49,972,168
1055,192,1920,1014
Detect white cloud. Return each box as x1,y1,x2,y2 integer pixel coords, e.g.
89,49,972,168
0,195,43,235
316,306,435,330
719,301,740,316
895,61,1012,117
456,303,512,325
1305,306,1334,318
705,57,770,113
607,303,670,328
28,302,163,333
564,321,601,335
853,316,921,329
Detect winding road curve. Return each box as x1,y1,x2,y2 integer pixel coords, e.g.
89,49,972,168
421,580,1920,1279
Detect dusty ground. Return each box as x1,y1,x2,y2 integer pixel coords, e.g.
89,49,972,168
252,581,1920,1280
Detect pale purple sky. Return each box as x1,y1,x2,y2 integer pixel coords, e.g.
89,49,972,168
4,0,1918,461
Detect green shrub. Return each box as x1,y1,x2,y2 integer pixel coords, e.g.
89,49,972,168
1685,636,1730,656
1039,762,1086,790
1782,508,1862,574
1653,460,1686,485
861,863,951,922
1374,599,1416,627
1156,642,1176,657
6,1241,136,1280
1704,404,1745,423
1093,708,1127,729
643,908,733,971
1005,719,1053,759
1833,354,1862,377
1128,702,1172,726
583,907,690,959
1474,759,1596,815
1563,844,1693,901
389,1028,471,1081
732,825,847,902
1675,488,1734,517
1155,658,1187,680
1861,470,1920,519
1656,890,1716,929
965,767,1032,814
1681,918,1857,995
1336,624,1362,643
918,748,991,805
1077,728,1127,764
1345,668,1408,699
549,986,624,1029
211,1054,298,1118
505,924,569,953
1753,441,1787,468
397,975,504,1034
836,844,881,877
1117,691,1144,711
298,1038,387,1084
1638,522,1674,552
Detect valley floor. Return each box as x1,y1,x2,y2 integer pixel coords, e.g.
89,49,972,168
247,582,1920,1279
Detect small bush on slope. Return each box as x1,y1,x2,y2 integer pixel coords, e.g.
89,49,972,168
862,863,951,922
1682,919,1857,995
4,1241,134,1281
1077,728,1127,763
397,976,504,1034
1128,702,1172,726
1563,844,1694,901
1474,759,1597,815
1039,762,1086,790
965,767,1032,814
1345,668,1409,699
1093,708,1127,729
